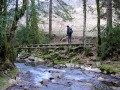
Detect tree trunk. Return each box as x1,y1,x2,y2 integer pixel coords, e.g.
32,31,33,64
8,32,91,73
49,0,52,37
0,0,15,70
26,0,29,27
0,0,27,71
8,0,27,64
82,0,86,46
0,0,7,61
96,0,101,56
106,0,112,35
0,0,3,15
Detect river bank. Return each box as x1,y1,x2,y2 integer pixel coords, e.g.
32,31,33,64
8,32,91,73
0,68,18,90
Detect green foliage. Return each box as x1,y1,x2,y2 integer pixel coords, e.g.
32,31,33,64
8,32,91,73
100,42,111,59
111,56,118,61
113,0,120,20
100,25,120,59
71,56,80,64
15,0,52,46
0,15,8,64
7,68,19,78
100,65,110,71
83,47,91,56
14,26,51,46
96,57,102,61
30,0,40,43
15,26,35,45
39,33,52,44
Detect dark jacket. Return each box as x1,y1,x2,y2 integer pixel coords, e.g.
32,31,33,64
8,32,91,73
67,27,72,36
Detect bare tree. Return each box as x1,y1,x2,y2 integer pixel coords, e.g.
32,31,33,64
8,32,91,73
49,0,52,37
106,0,112,35
82,0,87,46
96,0,101,56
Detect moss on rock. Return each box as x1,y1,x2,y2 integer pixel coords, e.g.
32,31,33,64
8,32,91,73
100,65,120,74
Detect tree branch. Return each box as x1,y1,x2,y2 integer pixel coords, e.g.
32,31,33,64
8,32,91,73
9,0,27,40
56,0,72,19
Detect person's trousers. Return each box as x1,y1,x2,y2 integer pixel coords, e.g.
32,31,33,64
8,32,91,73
68,35,72,43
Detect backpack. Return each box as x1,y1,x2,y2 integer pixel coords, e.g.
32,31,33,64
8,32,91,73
69,27,73,34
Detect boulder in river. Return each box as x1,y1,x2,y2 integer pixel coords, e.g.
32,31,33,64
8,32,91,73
25,57,45,66
9,79,17,85
98,77,105,81
34,83,43,88
40,79,50,85
51,72,64,79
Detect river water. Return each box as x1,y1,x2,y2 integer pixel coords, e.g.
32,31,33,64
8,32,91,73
7,63,120,90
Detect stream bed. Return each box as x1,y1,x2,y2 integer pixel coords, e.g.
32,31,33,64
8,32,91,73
6,63,120,90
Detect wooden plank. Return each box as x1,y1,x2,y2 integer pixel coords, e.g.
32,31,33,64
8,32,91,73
27,43,94,47
17,43,95,49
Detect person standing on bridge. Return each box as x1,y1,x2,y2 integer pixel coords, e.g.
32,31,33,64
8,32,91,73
67,25,73,44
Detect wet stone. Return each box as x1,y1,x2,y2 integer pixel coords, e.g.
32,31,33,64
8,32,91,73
102,78,120,87
40,79,50,85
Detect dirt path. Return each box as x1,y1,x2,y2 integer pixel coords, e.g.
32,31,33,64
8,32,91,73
50,35,96,44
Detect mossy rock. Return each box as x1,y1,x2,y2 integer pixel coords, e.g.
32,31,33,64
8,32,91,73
100,65,120,74
69,46,77,52
53,59,69,65
19,53,31,59
48,49,54,53
71,56,81,64
69,52,76,57
34,53,43,58
111,56,118,61
41,48,49,54
54,46,64,51
95,57,102,61
43,52,60,60
58,54,69,59
43,54,52,60
69,46,83,53
59,50,66,54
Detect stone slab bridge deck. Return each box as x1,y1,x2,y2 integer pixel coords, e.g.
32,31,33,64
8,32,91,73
17,43,95,50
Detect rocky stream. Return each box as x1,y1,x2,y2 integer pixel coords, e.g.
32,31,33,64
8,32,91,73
6,44,120,90
6,62,120,90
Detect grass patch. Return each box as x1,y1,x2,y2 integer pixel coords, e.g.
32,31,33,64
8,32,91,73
7,68,19,78
0,76,8,88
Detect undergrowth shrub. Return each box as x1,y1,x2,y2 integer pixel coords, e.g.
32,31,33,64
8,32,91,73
101,25,120,60
14,26,52,46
